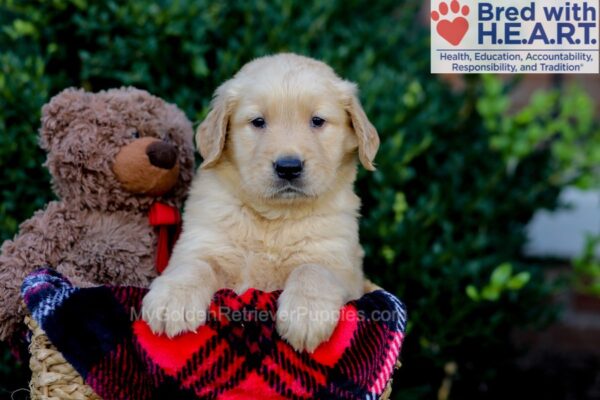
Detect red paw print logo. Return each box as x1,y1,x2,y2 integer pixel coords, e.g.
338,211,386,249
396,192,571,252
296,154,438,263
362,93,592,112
431,0,470,46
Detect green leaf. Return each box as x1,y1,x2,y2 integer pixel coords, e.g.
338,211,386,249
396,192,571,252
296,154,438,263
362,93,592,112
10,19,37,38
481,286,501,301
393,192,408,223
490,263,512,288
381,246,395,264
466,285,480,302
506,272,531,290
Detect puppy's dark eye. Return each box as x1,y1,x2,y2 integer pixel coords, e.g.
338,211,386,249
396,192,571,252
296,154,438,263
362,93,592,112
251,118,266,129
311,116,326,128
131,131,140,138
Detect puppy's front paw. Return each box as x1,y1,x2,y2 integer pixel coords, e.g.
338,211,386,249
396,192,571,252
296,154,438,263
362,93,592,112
276,290,342,353
141,278,213,337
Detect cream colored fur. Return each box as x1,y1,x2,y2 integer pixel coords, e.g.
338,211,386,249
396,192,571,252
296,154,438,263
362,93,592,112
142,53,380,352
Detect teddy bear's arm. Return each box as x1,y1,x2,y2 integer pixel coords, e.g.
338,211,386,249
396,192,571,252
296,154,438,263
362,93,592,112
0,202,78,341
58,210,157,288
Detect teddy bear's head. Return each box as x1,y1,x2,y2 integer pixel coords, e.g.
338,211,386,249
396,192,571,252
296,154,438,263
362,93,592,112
40,87,195,211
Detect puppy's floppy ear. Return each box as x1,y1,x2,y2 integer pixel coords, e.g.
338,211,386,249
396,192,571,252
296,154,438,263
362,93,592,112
339,81,380,171
196,81,236,168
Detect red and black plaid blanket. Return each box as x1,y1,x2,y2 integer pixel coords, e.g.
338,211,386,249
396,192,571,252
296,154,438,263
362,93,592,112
21,268,406,399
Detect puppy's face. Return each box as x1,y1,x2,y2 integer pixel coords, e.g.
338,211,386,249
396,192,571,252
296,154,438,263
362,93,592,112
197,54,379,203
227,69,361,201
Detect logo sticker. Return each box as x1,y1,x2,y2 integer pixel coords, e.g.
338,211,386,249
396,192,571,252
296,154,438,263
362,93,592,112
431,0,600,73
431,1,471,46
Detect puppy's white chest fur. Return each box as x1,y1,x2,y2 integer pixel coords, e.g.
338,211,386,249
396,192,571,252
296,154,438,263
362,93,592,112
174,169,363,295
225,212,308,293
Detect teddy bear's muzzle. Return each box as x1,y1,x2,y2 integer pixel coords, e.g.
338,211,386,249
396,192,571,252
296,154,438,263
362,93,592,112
147,141,178,170
112,137,181,196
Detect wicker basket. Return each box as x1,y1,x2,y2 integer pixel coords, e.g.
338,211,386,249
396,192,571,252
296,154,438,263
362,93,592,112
26,282,398,399
26,316,101,400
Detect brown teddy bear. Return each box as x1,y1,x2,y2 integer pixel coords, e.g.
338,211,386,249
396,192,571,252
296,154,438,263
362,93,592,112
0,87,195,344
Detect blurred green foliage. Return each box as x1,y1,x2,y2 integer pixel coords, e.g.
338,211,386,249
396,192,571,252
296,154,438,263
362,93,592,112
478,75,600,189
573,234,600,296
0,0,596,398
466,263,531,302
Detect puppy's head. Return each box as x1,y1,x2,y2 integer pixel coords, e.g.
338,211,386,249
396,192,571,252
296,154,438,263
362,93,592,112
197,53,379,203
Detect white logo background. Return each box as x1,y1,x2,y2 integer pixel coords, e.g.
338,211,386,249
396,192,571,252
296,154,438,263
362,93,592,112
431,0,599,74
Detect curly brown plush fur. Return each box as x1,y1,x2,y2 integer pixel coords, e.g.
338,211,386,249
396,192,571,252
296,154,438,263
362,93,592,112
0,87,195,343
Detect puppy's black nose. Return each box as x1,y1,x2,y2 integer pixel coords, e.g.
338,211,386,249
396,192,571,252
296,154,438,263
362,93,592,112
274,156,304,180
147,141,178,170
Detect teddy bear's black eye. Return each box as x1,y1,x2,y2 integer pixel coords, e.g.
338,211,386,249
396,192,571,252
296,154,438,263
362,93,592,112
131,131,140,139
250,117,266,129
311,116,326,128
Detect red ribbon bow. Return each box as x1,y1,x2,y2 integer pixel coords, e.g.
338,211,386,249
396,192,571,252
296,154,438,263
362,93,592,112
148,202,181,274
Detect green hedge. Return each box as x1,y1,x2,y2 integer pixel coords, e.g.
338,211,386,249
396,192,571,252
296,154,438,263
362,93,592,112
1,1,594,398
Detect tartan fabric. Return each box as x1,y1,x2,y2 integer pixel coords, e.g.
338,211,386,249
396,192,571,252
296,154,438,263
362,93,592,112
22,268,407,400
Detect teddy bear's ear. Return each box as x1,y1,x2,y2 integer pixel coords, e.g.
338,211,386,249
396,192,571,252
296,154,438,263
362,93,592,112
40,88,89,151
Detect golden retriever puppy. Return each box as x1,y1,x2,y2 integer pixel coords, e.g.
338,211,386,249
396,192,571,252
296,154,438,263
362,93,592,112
142,53,379,352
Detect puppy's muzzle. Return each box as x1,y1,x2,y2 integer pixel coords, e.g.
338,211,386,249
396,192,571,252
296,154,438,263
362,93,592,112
274,156,304,181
